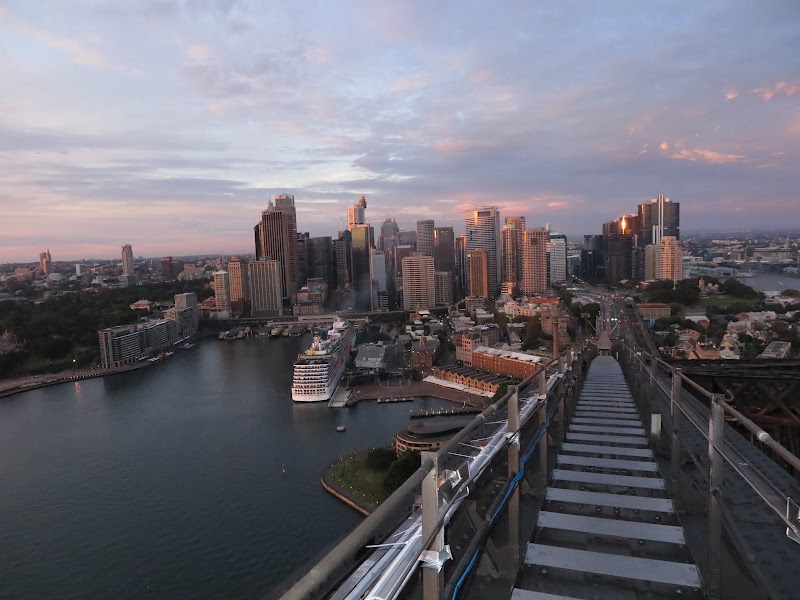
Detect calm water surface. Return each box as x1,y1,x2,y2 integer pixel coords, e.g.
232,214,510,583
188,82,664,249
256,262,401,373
0,336,449,599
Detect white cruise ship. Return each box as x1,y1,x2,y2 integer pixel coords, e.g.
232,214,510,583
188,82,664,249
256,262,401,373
291,319,356,402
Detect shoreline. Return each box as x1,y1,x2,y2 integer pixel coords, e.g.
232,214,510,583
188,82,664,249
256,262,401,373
320,453,377,516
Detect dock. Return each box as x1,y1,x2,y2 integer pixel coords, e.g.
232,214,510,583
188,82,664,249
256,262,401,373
328,383,350,408
408,406,481,419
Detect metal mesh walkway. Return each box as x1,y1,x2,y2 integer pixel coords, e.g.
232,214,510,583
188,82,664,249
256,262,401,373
512,356,703,600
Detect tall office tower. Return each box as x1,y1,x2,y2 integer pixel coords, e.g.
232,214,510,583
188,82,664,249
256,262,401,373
631,246,645,281
175,292,199,330
644,244,658,281
505,216,526,286
212,270,231,316
347,195,368,230
547,232,568,287
501,224,518,289
434,272,454,306
394,245,415,279
334,231,352,288
638,194,680,246
121,244,134,276
433,227,455,273
248,260,283,316
39,250,52,276
605,234,633,283
161,256,175,280
227,257,250,317
350,224,373,310
464,207,502,297
656,236,683,283
296,232,310,288
308,236,335,287
398,230,417,248
455,234,468,298
402,254,435,310
255,195,298,299
416,220,435,257
580,235,605,280
520,228,548,295
468,249,490,299
371,250,387,310
380,218,400,252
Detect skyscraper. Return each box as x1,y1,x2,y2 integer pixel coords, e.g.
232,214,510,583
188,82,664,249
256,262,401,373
212,270,231,317
655,236,683,283
350,224,373,310
255,195,297,300
296,232,310,288
504,216,526,288
638,194,680,246
433,227,455,273
416,220,435,257
435,272,454,306
468,249,490,299
455,234,468,299
347,195,368,230
248,260,283,316
334,231,352,288
371,250,387,311
121,244,134,276
501,224,518,289
39,250,52,276
308,236,335,287
402,254,435,310
520,228,548,295
547,232,567,287
174,292,198,331
605,234,633,283
227,257,249,317
464,207,502,297
380,218,400,252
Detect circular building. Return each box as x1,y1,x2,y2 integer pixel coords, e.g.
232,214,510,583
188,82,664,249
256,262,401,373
395,416,474,454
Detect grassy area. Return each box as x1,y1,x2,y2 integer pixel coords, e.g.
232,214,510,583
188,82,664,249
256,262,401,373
329,454,392,508
698,294,761,310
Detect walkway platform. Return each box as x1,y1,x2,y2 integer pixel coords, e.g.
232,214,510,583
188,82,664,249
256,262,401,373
512,356,703,600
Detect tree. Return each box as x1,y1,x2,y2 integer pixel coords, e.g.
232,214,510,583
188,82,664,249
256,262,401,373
492,383,508,403
366,448,396,471
383,451,421,493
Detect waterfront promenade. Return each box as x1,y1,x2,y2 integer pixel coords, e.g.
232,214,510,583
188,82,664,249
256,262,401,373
348,380,489,408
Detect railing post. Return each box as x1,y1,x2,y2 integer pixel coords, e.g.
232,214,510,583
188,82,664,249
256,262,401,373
507,385,520,570
422,451,442,600
708,395,724,600
537,367,548,490
670,368,682,508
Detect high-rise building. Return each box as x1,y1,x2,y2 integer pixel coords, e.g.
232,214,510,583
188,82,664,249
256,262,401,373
347,195,368,230
464,207,502,297
296,232,310,288
501,224,518,289
254,195,297,299
39,250,52,276
638,194,680,246
121,244,134,276
308,236,335,287
605,234,633,283
455,234,468,298
468,249,490,299
435,272,454,306
212,270,231,317
394,245,415,279
371,250,387,311
520,228,548,295
656,236,683,283
161,256,175,280
402,254,435,310
227,257,249,317
547,232,567,287
350,224,373,310
504,216,526,288
174,292,199,331
380,218,400,252
248,260,283,316
433,227,455,273
334,231,352,288
416,220,435,257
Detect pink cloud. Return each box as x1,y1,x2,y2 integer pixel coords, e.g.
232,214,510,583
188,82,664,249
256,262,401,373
724,89,738,101
669,148,744,164
752,81,800,101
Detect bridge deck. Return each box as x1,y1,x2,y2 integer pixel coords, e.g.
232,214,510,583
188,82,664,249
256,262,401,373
512,356,704,600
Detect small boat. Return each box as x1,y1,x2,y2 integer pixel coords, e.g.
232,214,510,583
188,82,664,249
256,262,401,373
336,425,346,432
182,343,195,349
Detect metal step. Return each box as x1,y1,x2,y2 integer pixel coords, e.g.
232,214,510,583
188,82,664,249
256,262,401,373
566,433,648,446
574,405,637,413
524,544,701,588
560,443,653,458
537,511,685,544
557,455,658,473
545,487,674,513
569,424,646,436
553,469,665,490
511,590,581,600
572,417,643,427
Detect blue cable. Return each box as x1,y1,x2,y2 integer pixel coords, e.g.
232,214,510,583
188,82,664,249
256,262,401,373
451,420,550,600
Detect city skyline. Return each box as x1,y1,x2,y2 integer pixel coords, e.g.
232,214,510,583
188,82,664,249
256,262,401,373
2,2,799,262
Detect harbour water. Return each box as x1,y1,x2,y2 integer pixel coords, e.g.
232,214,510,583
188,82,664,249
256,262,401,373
736,271,800,293
0,336,451,599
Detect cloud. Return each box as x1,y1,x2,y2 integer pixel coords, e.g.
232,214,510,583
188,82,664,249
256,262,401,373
186,44,212,63
669,148,745,164
724,90,738,101
752,81,800,101
659,142,669,151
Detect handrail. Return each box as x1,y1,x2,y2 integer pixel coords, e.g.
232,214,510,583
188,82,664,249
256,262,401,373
281,343,585,599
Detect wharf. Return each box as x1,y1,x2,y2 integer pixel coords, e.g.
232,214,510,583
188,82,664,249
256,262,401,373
409,406,481,419
328,383,350,408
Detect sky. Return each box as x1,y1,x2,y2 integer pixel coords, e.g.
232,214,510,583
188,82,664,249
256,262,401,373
1,1,799,262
